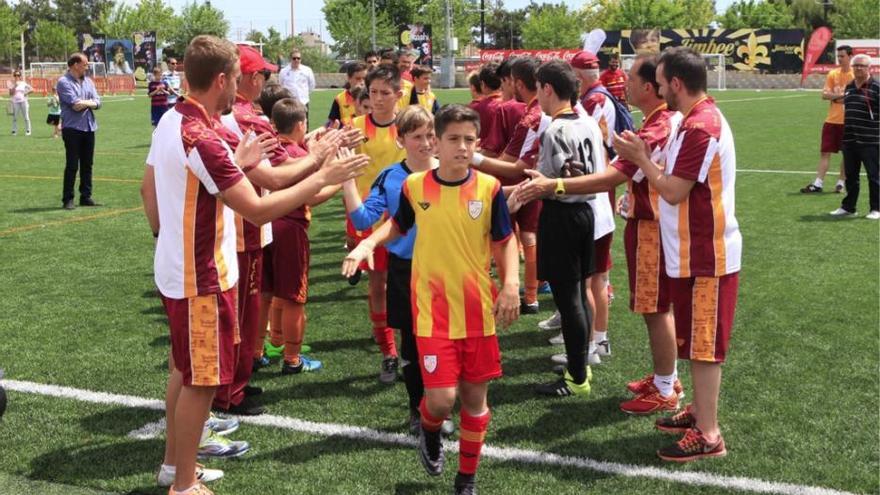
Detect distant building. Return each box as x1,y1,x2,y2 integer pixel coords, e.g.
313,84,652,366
299,30,330,56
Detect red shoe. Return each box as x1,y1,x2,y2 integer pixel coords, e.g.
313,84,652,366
657,427,726,462
655,403,696,433
620,383,679,415
626,374,685,399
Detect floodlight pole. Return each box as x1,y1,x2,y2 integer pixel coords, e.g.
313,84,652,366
371,0,377,51
480,0,485,49
19,30,25,77
290,0,295,38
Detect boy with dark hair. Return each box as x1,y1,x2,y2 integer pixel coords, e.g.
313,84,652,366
364,50,380,67
353,86,372,116
328,61,369,126
480,59,526,159
349,63,408,382
518,60,605,397
344,104,520,495
467,71,483,109
407,65,440,114
474,63,503,145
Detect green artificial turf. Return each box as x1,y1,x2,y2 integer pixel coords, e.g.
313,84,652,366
0,89,877,495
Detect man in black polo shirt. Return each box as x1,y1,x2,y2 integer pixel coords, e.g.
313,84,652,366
831,54,880,219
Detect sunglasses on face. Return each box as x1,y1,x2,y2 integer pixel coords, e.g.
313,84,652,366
260,70,271,80
852,64,869,68
291,57,301,61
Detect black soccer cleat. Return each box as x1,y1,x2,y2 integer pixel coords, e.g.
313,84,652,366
418,427,445,476
348,268,363,286
454,472,477,495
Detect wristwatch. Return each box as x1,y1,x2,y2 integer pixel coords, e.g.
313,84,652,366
554,178,566,196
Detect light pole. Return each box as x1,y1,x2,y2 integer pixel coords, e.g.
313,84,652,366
371,0,376,51
290,0,295,38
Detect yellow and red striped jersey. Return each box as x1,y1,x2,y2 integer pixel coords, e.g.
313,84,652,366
393,169,514,339
659,97,742,278
328,89,358,126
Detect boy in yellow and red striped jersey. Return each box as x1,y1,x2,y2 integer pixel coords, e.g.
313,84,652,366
344,105,520,495
327,61,368,127
406,65,440,114
349,64,407,381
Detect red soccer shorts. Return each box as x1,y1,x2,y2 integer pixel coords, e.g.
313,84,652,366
416,335,503,389
264,218,310,303
624,220,670,314
593,232,614,274
669,273,739,363
820,122,844,154
512,199,541,233
346,217,388,272
162,289,239,387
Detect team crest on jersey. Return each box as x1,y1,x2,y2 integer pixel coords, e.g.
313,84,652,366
423,355,438,373
418,201,431,210
468,200,483,219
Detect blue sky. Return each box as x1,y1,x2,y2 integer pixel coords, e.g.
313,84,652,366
136,0,738,45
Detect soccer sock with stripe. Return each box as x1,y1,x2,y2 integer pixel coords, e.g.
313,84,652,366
370,311,398,357
523,244,538,305
459,409,491,475
275,297,305,364
418,398,444,432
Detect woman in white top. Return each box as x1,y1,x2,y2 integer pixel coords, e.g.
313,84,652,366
8,70,32,136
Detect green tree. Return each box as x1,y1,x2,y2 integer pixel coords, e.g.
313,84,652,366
582,0,714,30
787,0,826,31
521,3,585,49
168,1,229,55
323,0,396,58
126,0,180,49
247,27,293,66
676,0,716,28
484,1,527,49
0,1,22,69
716,0,796,29
94,4,137,40
412,0,479,55
55,0,114,34
31,20,76,61
829,0,879,38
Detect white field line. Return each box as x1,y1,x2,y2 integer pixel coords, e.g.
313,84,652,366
126,418,166,440
1,379,855,495
738,169,814,174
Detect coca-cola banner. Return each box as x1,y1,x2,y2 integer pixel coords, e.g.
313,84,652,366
480,30,837,74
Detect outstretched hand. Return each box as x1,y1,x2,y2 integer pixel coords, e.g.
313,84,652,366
342,239,375,277
517,169,555,203
234,130,277,170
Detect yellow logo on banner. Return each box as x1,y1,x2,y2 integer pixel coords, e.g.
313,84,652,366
735,32,770,70
400,30,412,45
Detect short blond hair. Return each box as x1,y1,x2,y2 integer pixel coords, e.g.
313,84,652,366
396,105,434,137
184,35,238,92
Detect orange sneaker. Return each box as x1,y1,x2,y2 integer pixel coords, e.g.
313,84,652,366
626,374,684,399
657,427,726,462
620,383,679,415
655,403,696,433
168,482,215,495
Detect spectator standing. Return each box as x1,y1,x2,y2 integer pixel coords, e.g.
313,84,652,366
831,53,880,219
162,58,182,109
802,45,854,194
148,67,169,127
364,50,380,68
599,54,628,106
46,86,61,138
9,70,32,136
279,49,316,119
57,53,101,210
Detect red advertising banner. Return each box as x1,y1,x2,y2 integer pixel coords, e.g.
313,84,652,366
479,49,582,64
802,27,832,84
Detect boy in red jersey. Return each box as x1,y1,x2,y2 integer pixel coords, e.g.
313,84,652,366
344,105,519,495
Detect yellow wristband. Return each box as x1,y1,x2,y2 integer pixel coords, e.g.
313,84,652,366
554,178,566,196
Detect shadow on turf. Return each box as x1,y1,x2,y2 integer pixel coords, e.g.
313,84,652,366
255,372,387,406
798,214,861,222
29,438,163,491
9,206,65,214
491,395,630,441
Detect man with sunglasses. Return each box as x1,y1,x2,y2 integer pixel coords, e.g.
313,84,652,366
163,58,183,109
832,53,880,219
279,49,316,121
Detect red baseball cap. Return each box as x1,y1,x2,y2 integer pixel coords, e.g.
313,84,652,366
570,50,599,70
238,44,278,74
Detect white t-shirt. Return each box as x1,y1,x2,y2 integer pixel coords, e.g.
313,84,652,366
10,81,31,103
278,64,316,104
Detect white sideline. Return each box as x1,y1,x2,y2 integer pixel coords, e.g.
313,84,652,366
0,379,855,495
738,169,814,174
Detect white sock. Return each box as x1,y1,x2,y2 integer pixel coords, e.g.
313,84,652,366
654,373,675,398
588,341,598,354
161,464,176,473
836,179,845,186
594,331,607,343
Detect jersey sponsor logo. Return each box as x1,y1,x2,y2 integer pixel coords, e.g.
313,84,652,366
468,200,483,219
418,201,431,211
423,355,438,373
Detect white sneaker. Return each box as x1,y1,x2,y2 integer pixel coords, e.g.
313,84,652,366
548,332,564,345
866,210,880,220
538,311,562,331
205,413,239,436
587,341,602,365
157,463,224,488
550,352,568,365
197,431,250,459
829,208,855,217
553,350,601,365
595,339,611,357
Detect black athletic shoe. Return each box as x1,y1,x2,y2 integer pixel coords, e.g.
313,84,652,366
409,412,421,436
454,472,477,495
79,197,101,206
63,200,76,210
520,299,539,314
215,396,265,416
348,268,363,286
800,184,822,193
418,427,444,476
252,355,270,372
243,385,263,397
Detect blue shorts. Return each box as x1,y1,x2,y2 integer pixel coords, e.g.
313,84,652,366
151,105,168,126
